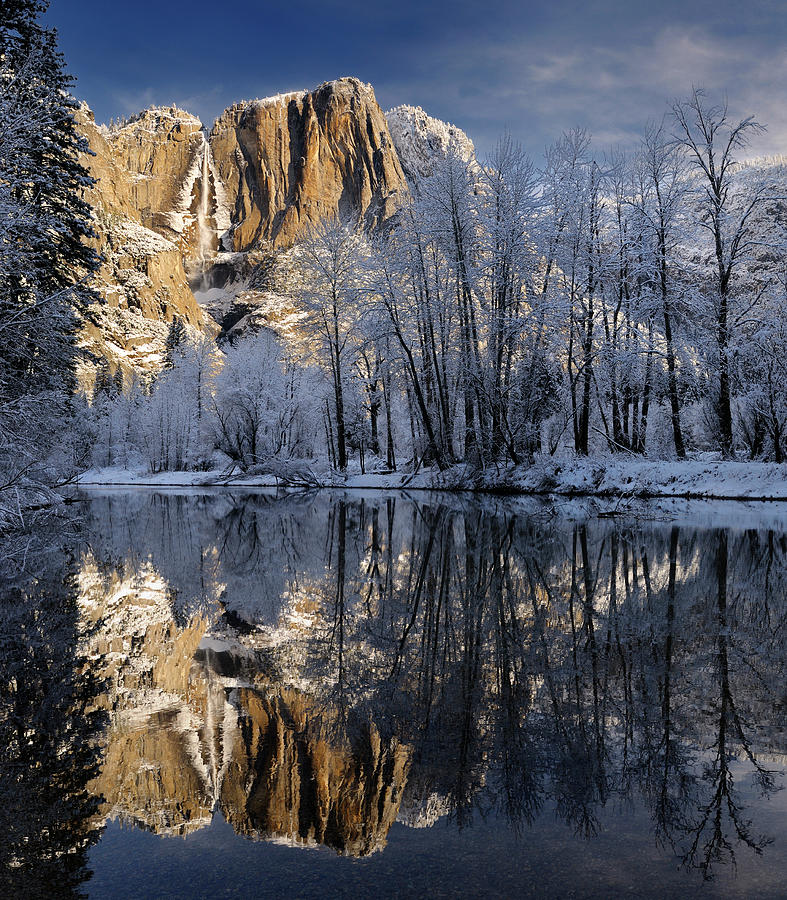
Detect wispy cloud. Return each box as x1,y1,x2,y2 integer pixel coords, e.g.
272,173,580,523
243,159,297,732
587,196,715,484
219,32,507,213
52,0,787,162
111,88,159,119
376,21,787,161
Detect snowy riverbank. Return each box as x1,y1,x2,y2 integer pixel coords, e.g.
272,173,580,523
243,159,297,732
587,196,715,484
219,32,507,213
77,457,787,501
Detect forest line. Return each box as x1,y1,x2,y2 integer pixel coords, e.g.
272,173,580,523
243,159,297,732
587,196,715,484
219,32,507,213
91,92,787,477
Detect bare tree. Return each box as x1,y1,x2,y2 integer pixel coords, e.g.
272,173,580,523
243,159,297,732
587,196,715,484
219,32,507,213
299,220,367,471
672,90,767,457
634,123,691,457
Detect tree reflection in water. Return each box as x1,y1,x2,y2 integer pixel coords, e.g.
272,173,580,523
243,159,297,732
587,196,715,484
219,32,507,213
3,492,786,887
0,524,107,899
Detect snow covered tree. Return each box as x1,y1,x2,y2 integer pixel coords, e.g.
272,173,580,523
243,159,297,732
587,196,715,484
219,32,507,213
0,0,97,374
0,0,98,522
212,331,321,471
422,146,483,461
672,90,768,457
736,263,787,460
298,220,368,471
164,316,187,367
477,134,552,462
140,335,221,471
630,125,692,457
546,130,604,456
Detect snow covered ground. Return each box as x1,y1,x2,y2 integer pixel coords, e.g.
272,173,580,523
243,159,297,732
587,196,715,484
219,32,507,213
78,456,787,501
492,456,787,500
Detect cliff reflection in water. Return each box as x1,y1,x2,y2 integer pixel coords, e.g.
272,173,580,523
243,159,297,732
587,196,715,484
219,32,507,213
2,491,787,892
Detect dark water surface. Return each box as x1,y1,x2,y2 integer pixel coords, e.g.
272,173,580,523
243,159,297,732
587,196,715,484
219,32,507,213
2,490,787,899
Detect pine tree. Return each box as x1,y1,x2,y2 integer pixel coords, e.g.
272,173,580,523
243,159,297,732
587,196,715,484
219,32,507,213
0,0,98,395
0,0,100,519
92,362,122,402
164,317,187,367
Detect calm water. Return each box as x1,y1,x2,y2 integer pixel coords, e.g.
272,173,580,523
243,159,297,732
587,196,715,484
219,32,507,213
2,490,787,899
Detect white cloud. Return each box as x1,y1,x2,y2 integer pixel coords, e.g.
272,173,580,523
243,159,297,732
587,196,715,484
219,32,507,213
376,23,787,161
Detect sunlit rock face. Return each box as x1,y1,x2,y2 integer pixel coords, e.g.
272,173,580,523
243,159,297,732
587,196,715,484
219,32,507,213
210,78,408,249
87,107,203,235
77,105,216,373
75,78,410,370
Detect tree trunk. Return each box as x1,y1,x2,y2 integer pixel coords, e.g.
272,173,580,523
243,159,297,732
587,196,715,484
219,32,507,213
663,300,685,458
717,288,734,457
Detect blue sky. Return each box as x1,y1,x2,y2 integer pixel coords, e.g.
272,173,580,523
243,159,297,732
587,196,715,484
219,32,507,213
47,0,787,160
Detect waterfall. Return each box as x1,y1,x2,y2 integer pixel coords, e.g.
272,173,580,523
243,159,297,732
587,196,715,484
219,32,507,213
186,129,233,300
196,131,213,264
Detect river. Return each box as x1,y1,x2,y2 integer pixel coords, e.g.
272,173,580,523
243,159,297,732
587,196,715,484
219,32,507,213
1,490,786,898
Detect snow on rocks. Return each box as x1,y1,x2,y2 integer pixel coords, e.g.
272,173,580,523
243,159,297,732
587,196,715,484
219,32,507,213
385,104,476,182
106,105,202,136
111,215,176,256
246,90,307,110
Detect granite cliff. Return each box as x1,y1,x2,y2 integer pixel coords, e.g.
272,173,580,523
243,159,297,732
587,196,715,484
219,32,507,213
76,78,473,373
210,78,407,249
77,105,216,373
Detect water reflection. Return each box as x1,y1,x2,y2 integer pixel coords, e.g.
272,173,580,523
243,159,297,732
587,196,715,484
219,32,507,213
2,493,786,894
0,528,107,899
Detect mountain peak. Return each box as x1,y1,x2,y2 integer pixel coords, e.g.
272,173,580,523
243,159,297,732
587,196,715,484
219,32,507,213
105,105,203,135
385,104,475,182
